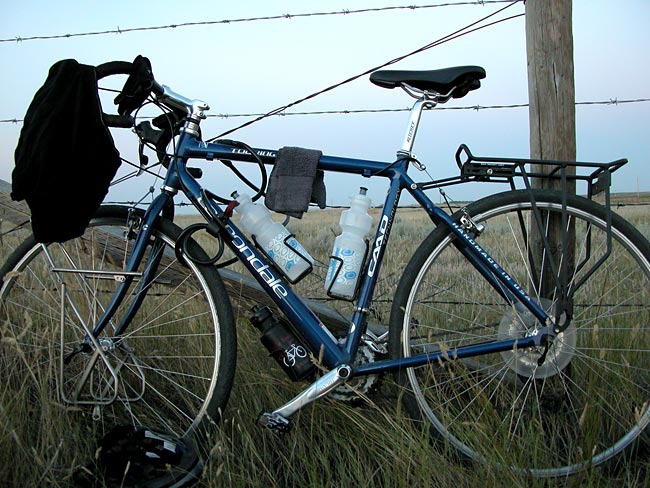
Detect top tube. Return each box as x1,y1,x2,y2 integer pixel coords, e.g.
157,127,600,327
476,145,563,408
179,137,401,179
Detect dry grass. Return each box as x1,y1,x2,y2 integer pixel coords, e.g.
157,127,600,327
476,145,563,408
0,197,649,487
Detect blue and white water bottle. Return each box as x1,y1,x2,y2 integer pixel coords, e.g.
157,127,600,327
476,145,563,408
325,187,372,299
233,192,314,282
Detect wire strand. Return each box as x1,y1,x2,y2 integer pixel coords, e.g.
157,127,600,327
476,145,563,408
3,98,648,125
205,98,650,119
1,1,518,43
207,1,525,140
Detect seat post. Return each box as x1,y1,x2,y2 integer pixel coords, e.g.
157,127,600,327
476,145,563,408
397,96,437,158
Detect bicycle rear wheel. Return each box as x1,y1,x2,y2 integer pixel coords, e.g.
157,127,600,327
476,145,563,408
389,190,650,477
0,205,236,486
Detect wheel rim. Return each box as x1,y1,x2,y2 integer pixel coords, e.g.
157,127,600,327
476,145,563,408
401,198,650,477
0,215,223,479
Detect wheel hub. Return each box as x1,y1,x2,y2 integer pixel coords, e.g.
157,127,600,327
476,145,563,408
498,298,576,379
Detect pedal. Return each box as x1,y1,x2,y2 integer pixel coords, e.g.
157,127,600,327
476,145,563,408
257,412,292,433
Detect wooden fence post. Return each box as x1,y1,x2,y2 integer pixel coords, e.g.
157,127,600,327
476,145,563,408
525,0,576,298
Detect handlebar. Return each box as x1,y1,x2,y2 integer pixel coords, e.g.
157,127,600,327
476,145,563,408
96,60,136,128
96,56,165,128
97,56,203,134
96,56,208,171
96,61,134,80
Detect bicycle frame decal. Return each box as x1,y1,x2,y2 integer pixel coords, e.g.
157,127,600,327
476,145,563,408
224,222,289,299
229,147,277,159
449,219,533,303
367,215,389,277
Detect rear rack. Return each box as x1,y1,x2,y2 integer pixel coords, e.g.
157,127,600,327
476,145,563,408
418,144,630,333
418,144,628,199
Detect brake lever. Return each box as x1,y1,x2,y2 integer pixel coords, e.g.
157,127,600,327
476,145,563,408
137,140,149,176
134,120,173,167
135,120,166,146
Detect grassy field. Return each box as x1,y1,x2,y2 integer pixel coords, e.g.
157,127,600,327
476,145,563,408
187,200,650,487
0,196,649,487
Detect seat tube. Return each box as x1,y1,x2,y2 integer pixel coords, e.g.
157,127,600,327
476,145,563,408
344,171,403,357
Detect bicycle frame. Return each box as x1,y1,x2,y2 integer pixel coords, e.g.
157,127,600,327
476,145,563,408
6,61,645,481
91,129,554,380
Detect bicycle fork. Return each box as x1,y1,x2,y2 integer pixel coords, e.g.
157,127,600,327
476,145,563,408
57,196,173,413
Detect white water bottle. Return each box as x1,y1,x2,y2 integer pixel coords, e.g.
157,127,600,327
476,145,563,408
325,187,373,299
233,192,314,282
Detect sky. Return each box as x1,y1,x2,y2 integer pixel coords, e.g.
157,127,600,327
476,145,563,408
1,0,648,209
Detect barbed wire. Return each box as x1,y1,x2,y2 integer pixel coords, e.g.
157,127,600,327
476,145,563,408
209,1,525,139
1,1,519,44
1,98,648,125
2,0,528,137
100,198,650,210
207,97,650,119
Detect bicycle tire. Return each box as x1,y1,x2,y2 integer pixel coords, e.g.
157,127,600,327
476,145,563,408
0,205,236,486
389,189,650,478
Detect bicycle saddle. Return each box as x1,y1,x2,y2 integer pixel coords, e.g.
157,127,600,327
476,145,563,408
370,66,486,99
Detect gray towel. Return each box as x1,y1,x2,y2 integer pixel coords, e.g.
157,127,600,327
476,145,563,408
265,146,326,218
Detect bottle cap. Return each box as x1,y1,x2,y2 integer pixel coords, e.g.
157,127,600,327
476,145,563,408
349,188,371,209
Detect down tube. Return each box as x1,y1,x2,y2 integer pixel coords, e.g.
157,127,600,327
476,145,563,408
220,219,345,366
406,179,552,326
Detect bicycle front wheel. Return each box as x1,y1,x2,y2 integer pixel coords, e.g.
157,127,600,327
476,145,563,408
0,205,236,486
389,190,650,478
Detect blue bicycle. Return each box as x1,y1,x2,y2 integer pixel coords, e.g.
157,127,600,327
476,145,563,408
1,59,649,483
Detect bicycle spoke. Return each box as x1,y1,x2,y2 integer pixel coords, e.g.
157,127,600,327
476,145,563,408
393,192,650,476
1,207,235,482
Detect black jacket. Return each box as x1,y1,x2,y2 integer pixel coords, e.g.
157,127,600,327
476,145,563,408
12,59,121,243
